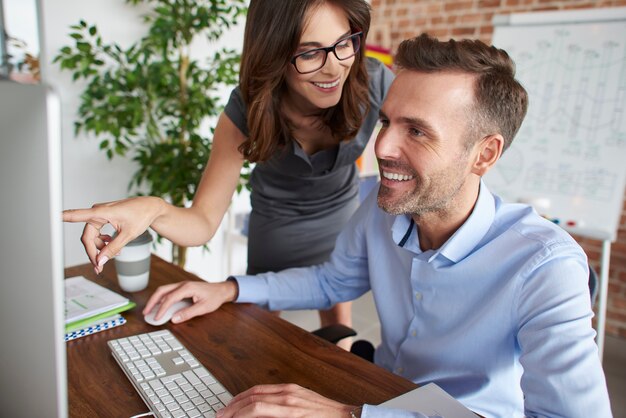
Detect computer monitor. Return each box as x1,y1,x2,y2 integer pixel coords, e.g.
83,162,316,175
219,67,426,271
0,81,68,417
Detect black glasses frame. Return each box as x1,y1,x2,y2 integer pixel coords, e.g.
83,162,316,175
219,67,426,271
290,31,363,74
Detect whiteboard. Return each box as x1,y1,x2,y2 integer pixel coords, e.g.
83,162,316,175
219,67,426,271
485,7,626,241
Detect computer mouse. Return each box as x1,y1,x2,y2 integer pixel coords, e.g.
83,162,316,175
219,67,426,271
144,299,193,326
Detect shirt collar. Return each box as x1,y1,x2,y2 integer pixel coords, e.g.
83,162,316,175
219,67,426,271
390,180,496,264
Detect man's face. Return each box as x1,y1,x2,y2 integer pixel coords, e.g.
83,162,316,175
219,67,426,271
375,70,479,216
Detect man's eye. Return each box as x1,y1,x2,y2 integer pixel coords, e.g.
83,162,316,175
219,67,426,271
409,128,424,136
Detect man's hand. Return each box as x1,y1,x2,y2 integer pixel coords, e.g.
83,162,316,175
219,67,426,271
143,279,239,323
216,383,356,418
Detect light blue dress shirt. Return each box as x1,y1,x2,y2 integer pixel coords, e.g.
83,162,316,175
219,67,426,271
235,181,612,418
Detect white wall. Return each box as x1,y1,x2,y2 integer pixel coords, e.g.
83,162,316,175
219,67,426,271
39,0,248,281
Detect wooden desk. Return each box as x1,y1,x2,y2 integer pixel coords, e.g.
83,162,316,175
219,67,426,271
66,255,417,417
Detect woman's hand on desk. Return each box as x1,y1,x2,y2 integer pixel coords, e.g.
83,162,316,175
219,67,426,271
216,383,355,418
63,196,164,274
143,280,239,323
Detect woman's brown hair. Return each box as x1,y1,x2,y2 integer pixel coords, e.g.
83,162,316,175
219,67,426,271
238,0,371,162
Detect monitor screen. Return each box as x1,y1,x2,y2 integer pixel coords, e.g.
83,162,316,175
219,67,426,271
0,81,67,417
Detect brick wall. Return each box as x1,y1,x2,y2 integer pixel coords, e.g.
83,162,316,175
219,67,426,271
370,0,626,338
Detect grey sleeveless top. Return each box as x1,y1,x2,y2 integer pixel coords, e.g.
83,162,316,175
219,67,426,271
224,58,394,274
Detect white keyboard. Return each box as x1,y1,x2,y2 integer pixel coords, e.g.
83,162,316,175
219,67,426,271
108,330,233,418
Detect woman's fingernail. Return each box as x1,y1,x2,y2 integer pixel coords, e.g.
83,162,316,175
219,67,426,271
98,256,109,267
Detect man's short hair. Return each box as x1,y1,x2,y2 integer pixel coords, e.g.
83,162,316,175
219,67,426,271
395,33,528,151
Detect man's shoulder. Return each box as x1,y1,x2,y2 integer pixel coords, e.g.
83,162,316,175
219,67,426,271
493,199,584,256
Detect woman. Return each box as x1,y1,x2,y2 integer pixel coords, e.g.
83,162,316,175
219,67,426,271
64,0,394,348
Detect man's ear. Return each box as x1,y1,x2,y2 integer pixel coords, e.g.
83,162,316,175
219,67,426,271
471,134,504,176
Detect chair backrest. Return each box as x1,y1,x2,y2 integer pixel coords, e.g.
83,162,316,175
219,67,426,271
588,264,599,308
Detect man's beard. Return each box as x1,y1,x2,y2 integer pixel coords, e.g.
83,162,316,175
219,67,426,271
377,163,466,217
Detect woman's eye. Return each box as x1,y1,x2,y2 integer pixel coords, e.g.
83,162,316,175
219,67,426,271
336,40,351,50
299,50,323,61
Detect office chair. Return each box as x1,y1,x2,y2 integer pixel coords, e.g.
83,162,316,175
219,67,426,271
588,264,599,308
313,324,375,362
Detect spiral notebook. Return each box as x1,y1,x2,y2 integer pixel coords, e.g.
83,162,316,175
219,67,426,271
64,314,127,342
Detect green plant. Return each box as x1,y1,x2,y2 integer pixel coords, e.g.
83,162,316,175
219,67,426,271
54,0,248,267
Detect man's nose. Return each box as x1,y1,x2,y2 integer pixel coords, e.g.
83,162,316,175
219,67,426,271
374,126,402,161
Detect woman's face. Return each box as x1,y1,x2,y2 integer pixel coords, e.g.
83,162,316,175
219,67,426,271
284,2,355,113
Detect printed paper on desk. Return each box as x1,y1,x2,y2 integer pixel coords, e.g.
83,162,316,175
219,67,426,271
64,276,129,324
380,383,479,418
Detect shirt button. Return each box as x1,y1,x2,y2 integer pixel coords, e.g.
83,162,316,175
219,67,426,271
395,367,404,374
415,292,422,300
411,330,417,337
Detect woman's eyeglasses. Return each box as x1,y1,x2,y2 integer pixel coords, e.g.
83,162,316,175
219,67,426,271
291,32,363,74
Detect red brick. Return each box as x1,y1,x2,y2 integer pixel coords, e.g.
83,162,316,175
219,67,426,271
461,13,482,23
609,283,621,294
431,16,446,25
444,1,474,13
428,28,452,39
479,0,503,8
452,26,477,36
396,7,409,17
427,3,443,13
533,6,561,12
607,310,626,322
479,25,494,36
482,12,495,23
612,298,626,310
563,3,599,10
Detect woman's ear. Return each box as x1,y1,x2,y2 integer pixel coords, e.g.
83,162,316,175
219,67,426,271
471,134,504,176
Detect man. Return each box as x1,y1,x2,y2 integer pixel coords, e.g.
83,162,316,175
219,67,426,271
145,34,612,417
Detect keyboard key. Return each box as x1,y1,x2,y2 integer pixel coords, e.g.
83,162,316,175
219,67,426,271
166,402,181,412
208,383,226,394
188,408,202,418
172,409,186,418
181,401,195,411
184,370,202,386
149,380,165,390
198,403,212,412
218,392,233,404
192,396,206,406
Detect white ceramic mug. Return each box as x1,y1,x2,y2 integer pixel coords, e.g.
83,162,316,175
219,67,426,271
114,230,153,292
